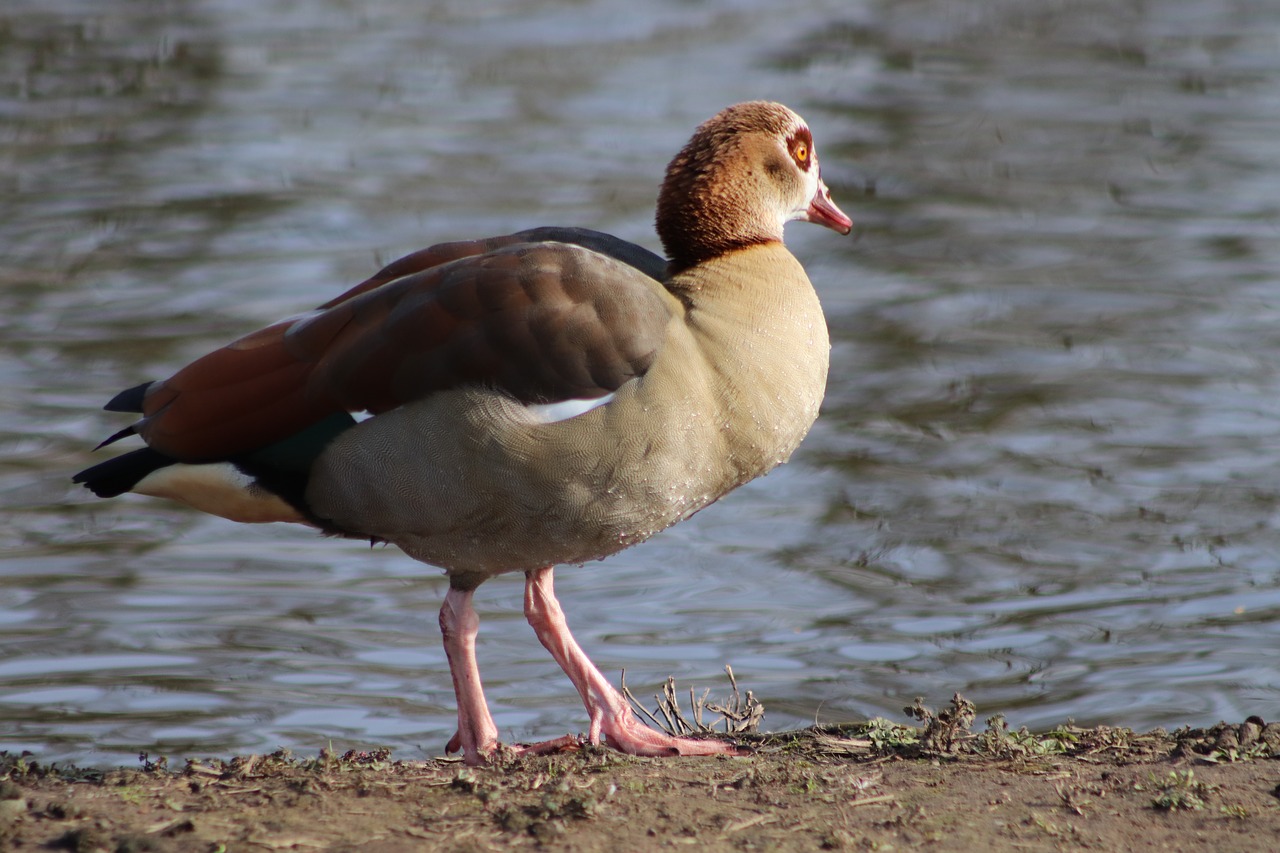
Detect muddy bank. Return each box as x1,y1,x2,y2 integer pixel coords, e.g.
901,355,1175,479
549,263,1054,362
2,702,1277,852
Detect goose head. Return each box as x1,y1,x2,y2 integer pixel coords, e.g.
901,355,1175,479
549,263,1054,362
656,101,853,270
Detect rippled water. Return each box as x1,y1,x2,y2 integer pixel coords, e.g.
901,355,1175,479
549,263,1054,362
3,0,1279,765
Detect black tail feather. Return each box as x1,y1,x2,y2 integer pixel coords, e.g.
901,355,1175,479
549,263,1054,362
73,447,173,498
94,423,138,451
104,381,152,413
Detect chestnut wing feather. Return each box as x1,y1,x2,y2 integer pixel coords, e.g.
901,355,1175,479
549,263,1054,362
318,226,668,309
133,238,674,462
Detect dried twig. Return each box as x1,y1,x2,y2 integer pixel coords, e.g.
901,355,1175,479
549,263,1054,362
619,670,668,732
623,665,765,736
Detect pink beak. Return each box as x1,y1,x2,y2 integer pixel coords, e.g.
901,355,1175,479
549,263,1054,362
804,177,853,235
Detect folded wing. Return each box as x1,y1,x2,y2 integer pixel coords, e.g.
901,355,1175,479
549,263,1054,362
79,228,673,492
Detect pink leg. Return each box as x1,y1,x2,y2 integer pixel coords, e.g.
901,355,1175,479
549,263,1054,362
439,584,586,764
439,586,500,765
523,566,741,757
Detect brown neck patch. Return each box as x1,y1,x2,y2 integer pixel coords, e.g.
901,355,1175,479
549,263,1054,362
655,102,806,270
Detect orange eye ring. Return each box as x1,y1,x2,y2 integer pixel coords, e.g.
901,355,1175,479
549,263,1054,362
794,143,809,164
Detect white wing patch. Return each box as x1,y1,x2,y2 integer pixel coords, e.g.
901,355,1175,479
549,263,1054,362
524,392,617,424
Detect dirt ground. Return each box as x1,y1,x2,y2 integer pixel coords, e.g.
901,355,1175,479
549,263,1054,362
3,697,1278,852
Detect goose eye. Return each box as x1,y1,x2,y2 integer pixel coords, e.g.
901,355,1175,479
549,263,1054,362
793,142,809,165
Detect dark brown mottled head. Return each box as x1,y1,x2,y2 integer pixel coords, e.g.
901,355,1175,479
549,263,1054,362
656,101,852,270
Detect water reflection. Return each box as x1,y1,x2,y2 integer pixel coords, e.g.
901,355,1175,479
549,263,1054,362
2,0,1279,765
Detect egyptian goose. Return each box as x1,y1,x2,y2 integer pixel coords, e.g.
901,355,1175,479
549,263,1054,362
75,101,852,764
